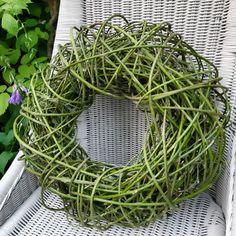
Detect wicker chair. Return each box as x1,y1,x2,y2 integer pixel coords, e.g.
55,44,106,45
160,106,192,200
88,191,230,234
0,0,236,235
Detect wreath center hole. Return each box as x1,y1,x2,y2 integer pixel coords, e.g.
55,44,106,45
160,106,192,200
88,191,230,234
76,94,150,166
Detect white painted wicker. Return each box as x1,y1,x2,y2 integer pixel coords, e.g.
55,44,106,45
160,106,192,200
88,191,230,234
0,188,225,236
0,0,236,235
0,153,38,226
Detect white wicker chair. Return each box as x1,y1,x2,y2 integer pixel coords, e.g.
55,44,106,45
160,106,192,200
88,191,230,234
0,0,236,235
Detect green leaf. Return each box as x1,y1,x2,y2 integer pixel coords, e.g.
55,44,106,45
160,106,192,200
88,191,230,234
18,65,30,78
16,31,38,52
29,64,36,75
0,0,31,15
8,48,21,64
0,85,7,93
0,151,16,175
22,79,31,88
0,45,9,55
45,22,51,31
15,74,25,84
5,105,20,132
28,3,41,17
18,64,36,78
24,18,38,27
15,36,23,50
34,62,47,71
0,55,10,67
6,32,15,40
2,68,15,84
7,103,21,114
0,130,15,147
20,49,36,64
1,13,19,36
7,86,13,93
0,93,10,116
35,27,49,40
24,31,38,50
0,40,8,49
32,57,48,64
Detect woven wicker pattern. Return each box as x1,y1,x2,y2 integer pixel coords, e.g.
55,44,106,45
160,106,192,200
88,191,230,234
4,188,225,236
83,0,229,66
213,1,236,233
0,171,38,226
77,95,150,166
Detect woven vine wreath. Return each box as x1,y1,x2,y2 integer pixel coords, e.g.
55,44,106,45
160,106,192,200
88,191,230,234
14,15,230,229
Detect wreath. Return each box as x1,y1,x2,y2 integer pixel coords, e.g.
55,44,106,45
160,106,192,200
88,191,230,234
14,15,230,229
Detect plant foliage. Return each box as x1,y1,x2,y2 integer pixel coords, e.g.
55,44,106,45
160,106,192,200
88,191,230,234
0,0,51,178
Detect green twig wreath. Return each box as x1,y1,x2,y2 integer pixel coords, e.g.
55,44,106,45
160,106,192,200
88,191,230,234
14,15,230,229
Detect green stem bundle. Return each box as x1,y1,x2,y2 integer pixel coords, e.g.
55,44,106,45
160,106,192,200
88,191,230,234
14,15,230,229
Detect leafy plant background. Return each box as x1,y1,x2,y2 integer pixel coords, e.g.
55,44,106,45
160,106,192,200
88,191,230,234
0,0,57,178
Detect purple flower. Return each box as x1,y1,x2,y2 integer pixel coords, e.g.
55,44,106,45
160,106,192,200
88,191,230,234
8,89,23,105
